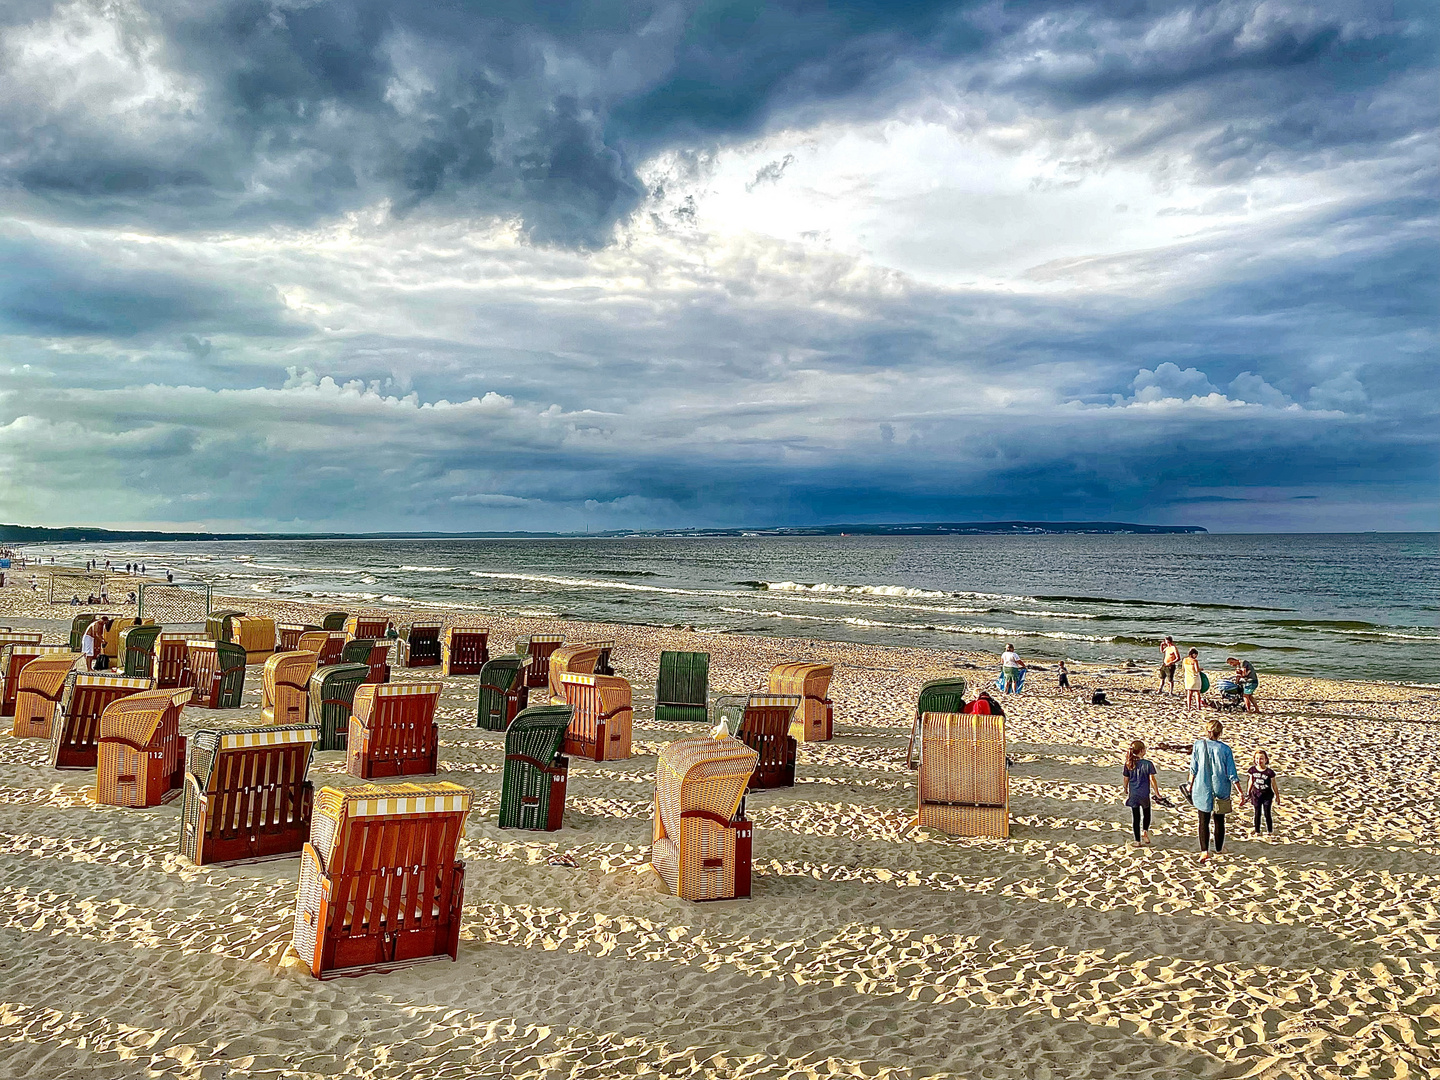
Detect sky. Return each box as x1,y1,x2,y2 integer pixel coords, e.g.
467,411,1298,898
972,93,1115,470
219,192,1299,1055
0,0,1435,534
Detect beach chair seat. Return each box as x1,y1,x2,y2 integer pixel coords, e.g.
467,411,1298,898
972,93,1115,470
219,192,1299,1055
906,677,968,769
442,627,489,675
768,662,834,743
499,705,571,831
278,623,322,652
652,736,758,901
120,623,164,678
12,652,82,738
515,634,565,691
234,616,277,664
95,688,190,807
347,682,442,779
548,642,611,703
2,642,70,718
308,663,370,751
655,651,709,724
476,655,528,730
344,615,393,641
155,632,206,689
320,612,349,632
716,694,800,790
399,624,443,668
206,610,245,643
183,640,247,709
558,672,633,762
180,724,318,865
49,672,152,769
292,782,470,978
262,651,318,726
342,638,391,684
917,712,1008,838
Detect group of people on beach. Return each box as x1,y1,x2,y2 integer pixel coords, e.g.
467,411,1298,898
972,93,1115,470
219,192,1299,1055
1158,635,1260,711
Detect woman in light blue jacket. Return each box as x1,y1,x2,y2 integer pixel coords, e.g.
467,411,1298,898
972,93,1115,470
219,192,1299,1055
1190,717,1241,862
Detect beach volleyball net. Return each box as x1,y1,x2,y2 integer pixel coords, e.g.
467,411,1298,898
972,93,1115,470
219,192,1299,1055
139,582,213,624
48,570,107,605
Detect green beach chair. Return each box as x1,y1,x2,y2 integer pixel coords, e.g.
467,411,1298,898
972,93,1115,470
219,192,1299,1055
906,676,968,769
656,651,709,723
499,704,571,831
341,638,391,684
184,639,248,709
477,655,528,730
307,663,370,752
68,614,93,652
206,610,245,643
320,611,349,632
120,624,164,679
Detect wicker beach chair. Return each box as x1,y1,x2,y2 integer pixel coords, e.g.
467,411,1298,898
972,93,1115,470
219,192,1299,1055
298,631,345,667
234,616,277,664
206,610,245,643
716,694,800,790
155,632,206,689
320,612,349,632
120,623,164,679
917,712,1009,838
308,663,369,752
278,623,322,652
183,640,247,709
346,682,442,779
558,672,633,762
262,651,318,726
2,643,71,717
476,655,528,730
49,672,152,769
442,628,489,675
180,724,318,865
548,642,610,703
292,781,470,978
768,662,834,743
906,677,969,769
345,615,392,641
95,688,190,807
341,638,391,684
104,619,153,663
655,651,709,724
515,634,565,691
399,624,443,669
499,705,571,831
11,652,82,738
651,736,758,901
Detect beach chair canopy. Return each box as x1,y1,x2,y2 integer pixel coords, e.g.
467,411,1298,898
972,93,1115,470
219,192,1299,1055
906,677,969,768
320,612,349,632
206,610,245,643
120,623,163,678
476,655,528,730
12,652,82,739
499,704,572,831
732,694,800,790
262,651,318,726
514,634,565,689
155,632,206,689
442,627,490,675
96,687,191,807
547,642,609,701
655,651,709,724
307,663,370,752
2,644,72,718
184,640,247,709
652,735,758,901
234,616,277,663
767,662,834,743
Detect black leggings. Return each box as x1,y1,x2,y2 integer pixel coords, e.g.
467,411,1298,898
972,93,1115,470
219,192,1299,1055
1252,797,1274,834
1130,803,1151,842
1198,811,1226,852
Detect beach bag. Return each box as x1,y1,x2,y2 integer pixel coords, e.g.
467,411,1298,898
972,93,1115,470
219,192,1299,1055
1198,672,1210,693
1214,795,1233,815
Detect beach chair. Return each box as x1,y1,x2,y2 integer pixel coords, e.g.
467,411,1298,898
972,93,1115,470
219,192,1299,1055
2,643,71,717
234,616,277,664
155,632,206,689
655,651,709,724
183,640,247,709
476,655,528,730
95,687,190,807
442,627,489,675
651,736,758,901
298,631,345,667
69,614,104,651
906,677,969,769
120,623,164,678
261,651,318,726
0,631,44,648
180,724,318,865
49,672,152,769
11,652,82,739
346,682,442,779
320,612,349,632
515,634,565,691
308,663,370,751
345,615,393,641
768,662,834,743
399,624,443,668
206,610,245,643
917,712,1009,838
341,638,392,684
547,642,610,703
558,672,633,762
717,694,800,790
103,619,153,663
278,623,322,652
292,782,470,978
498,704,571,831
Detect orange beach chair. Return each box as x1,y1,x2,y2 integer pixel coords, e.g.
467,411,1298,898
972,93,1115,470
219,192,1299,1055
11,652,82,738
2,643,73,718
558,672,633,761
767,662,834,743
346,682,443,779
95,687,190,807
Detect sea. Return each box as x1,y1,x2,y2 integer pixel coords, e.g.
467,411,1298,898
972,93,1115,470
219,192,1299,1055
19,533,1440,684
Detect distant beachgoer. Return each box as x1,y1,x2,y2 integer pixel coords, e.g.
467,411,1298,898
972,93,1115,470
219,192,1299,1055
86,593,96,604
1122,739,1160,848
1000,644,1025,694
1182,648,1205,709
1057,660,1070,689
70,594,80,605
1223,656,1261,713
1189,718,1241,862
1159,636,1180,694
166,571,174,583
1242,750,1279,836
81,617,103,671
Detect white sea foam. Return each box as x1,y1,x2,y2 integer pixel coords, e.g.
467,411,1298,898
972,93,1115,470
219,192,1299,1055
764,581,948,599
397,565,457,572
469,570,710,596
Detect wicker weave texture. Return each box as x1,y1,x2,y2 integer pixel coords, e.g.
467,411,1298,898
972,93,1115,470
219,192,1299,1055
906,677,969,769
50,672,152,768
96,687,191,807
12,653,81,738
652,737,758,901
308,664,369,752
119,625,163,678
476,656,526,730
261,652,317,726
346,682,442,779
655,651,709,724
234,617,277,663
499,705,570,830
917,712,1008,838
558,673,632,761
767,662,834,743
547,644,605,700
2,644,71,717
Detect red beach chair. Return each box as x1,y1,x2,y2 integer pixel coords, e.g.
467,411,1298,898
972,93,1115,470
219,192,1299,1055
346,682,443,779
155,632,207,689
442,627,489,675
11,652,82,738
558,672,633,762
50,672,153,769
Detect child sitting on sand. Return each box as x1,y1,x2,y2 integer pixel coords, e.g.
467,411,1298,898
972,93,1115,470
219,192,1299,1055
1122,739,1160,848
1241,750,1279,836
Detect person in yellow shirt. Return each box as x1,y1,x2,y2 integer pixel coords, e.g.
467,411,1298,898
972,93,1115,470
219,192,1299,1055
1182,648,1206,709
1159,636,1180,695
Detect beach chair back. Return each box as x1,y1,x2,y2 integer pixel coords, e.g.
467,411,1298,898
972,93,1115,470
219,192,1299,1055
278,623,322,652
346,681,442,779
320,612,349,632
103,619,153,661
2,643,70,718
548,642,609,701
233,616,276,664
293,782,470,978
297,631,344,667
558,672,633,761
652,736,758,901
344,615,392,640
734,694,800,790
767,662,834,743
155,632,206,688
307,663,369,751
183,640,247,709
400,624,443,668
96,687,191,807
906,677,969,769
120,623,164,678
206,610,245,643
499,705,571,831
655,651,709,723
50,672,152,769
68,615,97,651
514,634,565,689
442,627,490,675
180,724,318,865
341,638,391,684
917,712,1008,838
262,651,317,726
12,652,82,738
476,655,528,730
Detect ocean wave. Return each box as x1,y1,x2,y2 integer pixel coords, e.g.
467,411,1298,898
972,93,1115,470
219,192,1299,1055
248,563,366,575
719,607,1116,643
761,580,949,599
397,565,457,572
469,570,709,596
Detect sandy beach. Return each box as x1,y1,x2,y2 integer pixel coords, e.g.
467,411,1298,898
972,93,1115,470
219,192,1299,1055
0,577,1436,1079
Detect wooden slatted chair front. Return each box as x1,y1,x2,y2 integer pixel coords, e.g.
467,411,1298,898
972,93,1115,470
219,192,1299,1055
347,682,442,779
732,694,801,790
292,782,470,978
308,663,369,751
96,688,191,807
442,628,489,675
499,705,571,831
183,640,247,709
2,643,71,718
120,623,164,678
558,672,633,762
767,662,834,743
547,643,607,703
278,623,321,652
234,616,277,664
155,632,206,689
906,677,968,769
12,652,82,738
298,631,345,667
341,638,391,684
652,736,758,901
262,651,318,726
515,634,565,690
917,712,1009,838
655,651,709,724
476,656,527,730
344,615,392,641
50,672,152,769
400,624,443,668
180,724,318,865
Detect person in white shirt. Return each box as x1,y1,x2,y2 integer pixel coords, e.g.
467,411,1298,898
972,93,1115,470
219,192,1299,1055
1001,644,1025,694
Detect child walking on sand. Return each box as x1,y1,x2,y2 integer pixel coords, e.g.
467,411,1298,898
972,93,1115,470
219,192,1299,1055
1122,740,1160,848
1242,750,1279,836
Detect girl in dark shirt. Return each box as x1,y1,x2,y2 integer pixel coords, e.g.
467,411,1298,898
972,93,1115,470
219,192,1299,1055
1242,749,1279,835
1122,740,1160,848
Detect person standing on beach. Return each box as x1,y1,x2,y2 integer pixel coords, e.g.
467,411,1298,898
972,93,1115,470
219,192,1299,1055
1182,648,1205,709
1122,739,1160,848
1057,660,1070,689
1241,750,1279,837
1000,644,1025,694
1190,718,1241,862
1159,636,1180,695
81,616,102,671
